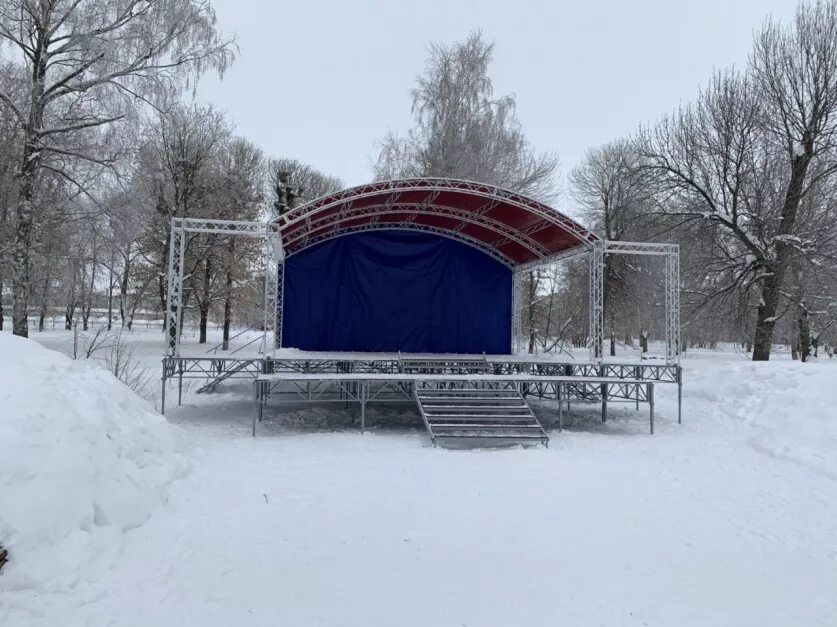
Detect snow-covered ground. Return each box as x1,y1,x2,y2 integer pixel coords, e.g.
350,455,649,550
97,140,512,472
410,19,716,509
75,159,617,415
1,326,836,626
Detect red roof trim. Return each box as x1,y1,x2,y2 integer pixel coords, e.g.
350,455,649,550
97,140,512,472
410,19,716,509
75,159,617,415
276,178,598,267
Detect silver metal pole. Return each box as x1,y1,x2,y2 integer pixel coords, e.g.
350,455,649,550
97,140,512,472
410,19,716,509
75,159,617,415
160,359,167,415
174,228,185,358
252,380,259,437
360,382,367,434
677,365,683,424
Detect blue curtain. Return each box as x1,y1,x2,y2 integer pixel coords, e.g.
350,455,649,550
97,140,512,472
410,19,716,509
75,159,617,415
282,230,512,354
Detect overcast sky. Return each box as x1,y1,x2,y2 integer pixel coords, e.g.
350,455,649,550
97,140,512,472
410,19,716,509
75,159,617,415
195,0,796,208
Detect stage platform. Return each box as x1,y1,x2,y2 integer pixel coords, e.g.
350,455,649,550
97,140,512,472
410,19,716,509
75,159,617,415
161,351,682,445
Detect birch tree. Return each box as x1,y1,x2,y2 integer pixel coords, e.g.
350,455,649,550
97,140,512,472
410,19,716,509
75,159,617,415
0,0,234,337
374,31,559,202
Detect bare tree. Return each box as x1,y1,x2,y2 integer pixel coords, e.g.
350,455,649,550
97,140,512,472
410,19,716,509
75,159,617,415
638,70,789,359
570,139,651,354
745,0,837,359
375,31,560,353
0,0,234,337
268,158,342,215
374,31,559,203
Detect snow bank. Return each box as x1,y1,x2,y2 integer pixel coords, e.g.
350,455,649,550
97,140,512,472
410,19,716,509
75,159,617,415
0,334,186,592
685,358,837,478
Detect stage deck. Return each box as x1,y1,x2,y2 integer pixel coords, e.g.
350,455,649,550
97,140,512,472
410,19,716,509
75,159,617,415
257,372,646,384
161,351,683,441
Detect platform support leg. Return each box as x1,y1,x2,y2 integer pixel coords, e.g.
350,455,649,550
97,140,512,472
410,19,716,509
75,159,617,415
601,383,608,423
252,381,258,437
178,365,183,406
648,383,655,435
635,366,641,411
557,383,563,432
160,363,166,416
360,382,367,434
677,365,683,424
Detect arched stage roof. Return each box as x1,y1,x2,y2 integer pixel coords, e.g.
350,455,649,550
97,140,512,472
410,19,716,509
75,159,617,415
275,178,598,268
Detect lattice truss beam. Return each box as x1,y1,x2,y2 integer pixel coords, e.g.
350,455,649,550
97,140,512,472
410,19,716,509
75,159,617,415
165,218,284,358
511,240,680,364
276,178,598,268
587,240,681,364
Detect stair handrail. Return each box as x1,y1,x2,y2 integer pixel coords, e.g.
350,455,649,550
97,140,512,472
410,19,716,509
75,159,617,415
229,334,262,355
204,325,254,355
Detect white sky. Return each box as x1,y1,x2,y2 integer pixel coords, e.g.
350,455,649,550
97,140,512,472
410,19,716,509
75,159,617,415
195,0,796,207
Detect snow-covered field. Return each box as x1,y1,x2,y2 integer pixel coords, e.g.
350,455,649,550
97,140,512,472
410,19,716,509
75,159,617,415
1,326,836,626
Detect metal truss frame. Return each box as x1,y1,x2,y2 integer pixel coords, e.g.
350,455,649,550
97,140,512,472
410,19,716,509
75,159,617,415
282,202,553,261
165,218,283,359
284,220,514,268
164,353,682,427
587,240,681,364
276,178,599,265
511,269,522,353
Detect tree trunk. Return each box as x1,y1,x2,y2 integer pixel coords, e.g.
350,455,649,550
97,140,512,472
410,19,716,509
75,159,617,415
11,43,47,338
12,193,36,337
199,308,208,344
198,255,212,344
37,267,52,332
107,248,114,331
752,271,781,361
83,246,97,331
222,240,234,350
120,255,131,324
798,301,811,363
0,270,4,331
752,148,812,361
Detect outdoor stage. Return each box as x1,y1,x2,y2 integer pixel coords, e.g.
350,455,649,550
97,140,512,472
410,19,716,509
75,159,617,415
161,178,683,447
161,351,682,445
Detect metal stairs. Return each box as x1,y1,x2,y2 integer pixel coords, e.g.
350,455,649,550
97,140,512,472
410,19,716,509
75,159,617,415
414,387,549,448
196,360,252,394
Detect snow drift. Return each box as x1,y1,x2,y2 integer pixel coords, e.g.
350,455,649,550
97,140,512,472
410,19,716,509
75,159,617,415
0,334,186,592
685,358,837,478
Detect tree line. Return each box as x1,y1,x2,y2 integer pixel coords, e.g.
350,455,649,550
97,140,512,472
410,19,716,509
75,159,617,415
0,0,341,347
570,1,837,361
1,0,835,362
375,6,837,362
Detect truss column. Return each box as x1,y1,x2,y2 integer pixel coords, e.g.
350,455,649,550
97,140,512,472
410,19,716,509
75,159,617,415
277,260,285,349
165,220,185,358
589,241,605,362
665,248,681,364
263,224,283,356
511,269,521,353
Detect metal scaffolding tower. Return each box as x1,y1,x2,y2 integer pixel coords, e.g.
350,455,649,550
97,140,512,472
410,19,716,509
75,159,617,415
588,240,681,364
165,218,283,358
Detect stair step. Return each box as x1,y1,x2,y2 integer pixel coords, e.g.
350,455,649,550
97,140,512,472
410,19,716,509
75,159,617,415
420,394,519,403
422,404,530,411
427,416,535,423
415,385,548,448
416,390,518,397
431,423,542,430
425,413,537,421
434,433,547,440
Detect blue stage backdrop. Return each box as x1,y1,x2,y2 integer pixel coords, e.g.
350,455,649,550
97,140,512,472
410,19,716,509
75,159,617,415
282,230,512,354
